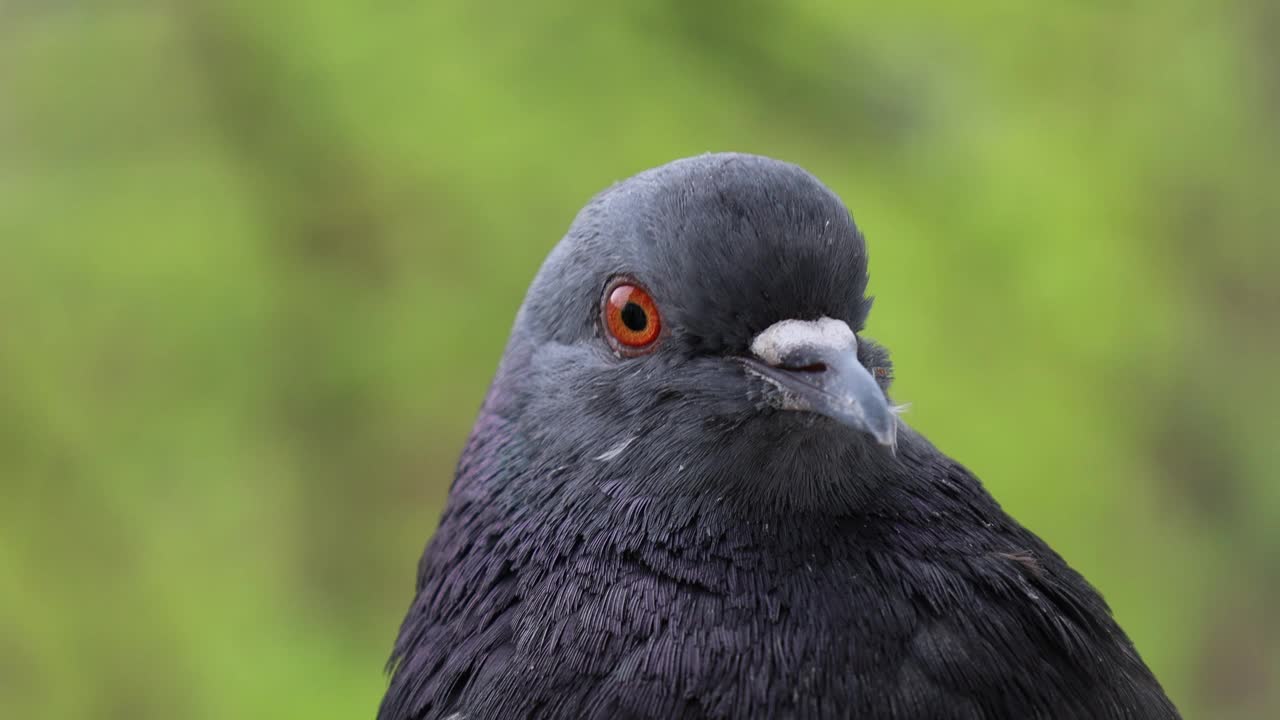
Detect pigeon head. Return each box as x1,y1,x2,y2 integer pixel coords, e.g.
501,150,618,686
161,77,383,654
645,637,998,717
490,153,900,513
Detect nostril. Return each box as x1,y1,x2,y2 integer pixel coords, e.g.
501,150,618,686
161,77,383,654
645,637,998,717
783,362,828,373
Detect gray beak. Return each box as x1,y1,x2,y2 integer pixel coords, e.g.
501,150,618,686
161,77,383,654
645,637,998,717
743,318,897,447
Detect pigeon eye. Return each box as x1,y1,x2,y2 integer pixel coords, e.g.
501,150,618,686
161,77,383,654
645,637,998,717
602,278,662,355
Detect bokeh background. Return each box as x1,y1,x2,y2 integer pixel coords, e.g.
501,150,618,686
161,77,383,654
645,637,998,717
3,1,1278,718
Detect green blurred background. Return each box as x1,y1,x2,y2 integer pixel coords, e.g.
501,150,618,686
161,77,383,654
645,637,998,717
2,1,1277,718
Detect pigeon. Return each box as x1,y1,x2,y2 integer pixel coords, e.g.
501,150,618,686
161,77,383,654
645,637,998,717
379,153,1180,719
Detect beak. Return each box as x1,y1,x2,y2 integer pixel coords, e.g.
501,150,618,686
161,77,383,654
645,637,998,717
742,317,897,447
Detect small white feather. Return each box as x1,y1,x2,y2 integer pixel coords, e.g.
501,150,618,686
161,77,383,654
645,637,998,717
593,436,636,462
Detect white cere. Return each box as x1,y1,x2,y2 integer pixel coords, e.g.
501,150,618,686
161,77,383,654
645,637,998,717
750,317,856,366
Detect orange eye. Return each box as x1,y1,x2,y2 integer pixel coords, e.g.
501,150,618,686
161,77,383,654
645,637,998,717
602,279,662,355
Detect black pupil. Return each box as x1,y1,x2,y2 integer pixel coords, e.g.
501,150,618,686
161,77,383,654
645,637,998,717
620,302,648,333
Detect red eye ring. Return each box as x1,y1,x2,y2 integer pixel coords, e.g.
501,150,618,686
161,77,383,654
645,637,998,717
602,278,662,355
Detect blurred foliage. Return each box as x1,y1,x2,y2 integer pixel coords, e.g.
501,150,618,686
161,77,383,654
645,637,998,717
1,1,1277,718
